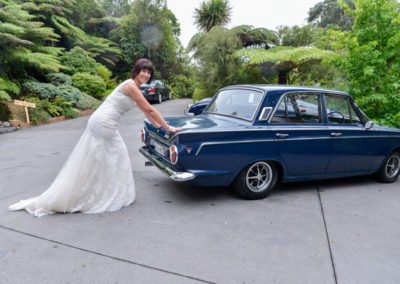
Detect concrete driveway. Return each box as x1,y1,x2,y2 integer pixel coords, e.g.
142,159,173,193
1,99,399,284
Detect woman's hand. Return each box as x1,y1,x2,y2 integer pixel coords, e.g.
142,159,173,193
167,126,181,133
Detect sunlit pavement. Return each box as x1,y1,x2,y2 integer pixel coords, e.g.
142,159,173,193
1,98,399,284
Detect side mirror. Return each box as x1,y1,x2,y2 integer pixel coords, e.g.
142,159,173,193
365,120,374,129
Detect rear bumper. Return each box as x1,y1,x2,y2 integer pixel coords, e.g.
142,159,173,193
139,146,195,182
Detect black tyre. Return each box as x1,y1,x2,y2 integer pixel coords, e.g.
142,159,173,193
233,161,278,200
377,151,400,183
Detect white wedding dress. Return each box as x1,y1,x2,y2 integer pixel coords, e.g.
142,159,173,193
9,79,136,217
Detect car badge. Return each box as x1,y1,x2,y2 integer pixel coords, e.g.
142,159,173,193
186,146,193,154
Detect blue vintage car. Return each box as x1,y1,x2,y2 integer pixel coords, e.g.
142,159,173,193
139,85,400,199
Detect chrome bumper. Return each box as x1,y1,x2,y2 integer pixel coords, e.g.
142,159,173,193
139,146,195,182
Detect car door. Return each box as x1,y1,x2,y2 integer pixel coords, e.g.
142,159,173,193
269,92,331,177
324,94,381,175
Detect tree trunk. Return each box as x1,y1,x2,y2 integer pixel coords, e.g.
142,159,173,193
278,71,288,84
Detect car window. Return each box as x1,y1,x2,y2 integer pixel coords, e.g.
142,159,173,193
271,93,322,124
206,89,263,120
325,95,362,125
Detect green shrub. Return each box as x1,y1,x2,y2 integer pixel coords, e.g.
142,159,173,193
74,92,102,110
22,81,81,102
0,102,11,121
26,97,52,124
0,90,12,101
72,72,106,99
96,64,112,82
170,74,194,98
192,87,209,101
63,107,81,119
47,73,72,86
60,46,97,75
0,77,20,100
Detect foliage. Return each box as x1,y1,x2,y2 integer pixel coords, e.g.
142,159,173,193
308,0,354,30
118,0,182,81
0,0,64,82
236,46,337,84
276,25,318,47
0,102,11,121
335,0,400,127
192,87,209,101
60,46,98,74
25,97,52,124
46,73,72,86
169,74,195,98
72,72,106,99
74,92,102,110
194,0,232,32
231,25,278,49
0,77,20,100
22,81,81,102
194,26,242,96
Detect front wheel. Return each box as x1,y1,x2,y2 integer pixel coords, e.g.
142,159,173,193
377,151,400,183
233,161,278,200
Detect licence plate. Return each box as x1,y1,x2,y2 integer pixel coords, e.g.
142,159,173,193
150,140,165,156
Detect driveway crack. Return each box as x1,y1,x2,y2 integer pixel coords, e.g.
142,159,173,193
316,183,338,284
0,225,216,284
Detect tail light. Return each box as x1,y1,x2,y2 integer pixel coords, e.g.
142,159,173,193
147,88,156,93
140,128,146,143
169,145,178,164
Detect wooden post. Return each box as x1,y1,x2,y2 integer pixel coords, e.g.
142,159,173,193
13,100,36,124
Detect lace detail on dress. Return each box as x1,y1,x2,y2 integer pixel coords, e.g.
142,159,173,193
9,80,137,217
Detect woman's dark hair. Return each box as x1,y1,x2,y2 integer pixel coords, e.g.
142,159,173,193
131,58,155,83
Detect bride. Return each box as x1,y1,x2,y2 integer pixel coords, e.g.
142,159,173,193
9,58,179,217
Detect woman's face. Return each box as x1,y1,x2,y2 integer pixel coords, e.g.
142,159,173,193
135,69,151,85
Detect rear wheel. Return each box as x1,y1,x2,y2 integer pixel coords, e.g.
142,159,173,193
157,94,162,104
233,161,278,200
377,151,400,183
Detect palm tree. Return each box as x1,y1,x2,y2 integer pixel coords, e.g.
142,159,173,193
193,0,232,32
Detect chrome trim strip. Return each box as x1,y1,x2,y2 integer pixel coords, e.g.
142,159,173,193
195,135,400,156
196,139,274,156
139,147,195,182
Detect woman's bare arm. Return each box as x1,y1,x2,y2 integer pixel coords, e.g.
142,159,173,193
122,82,179,132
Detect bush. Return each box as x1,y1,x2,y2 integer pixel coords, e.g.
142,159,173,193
63,107,81,119
25,97,52,125
22,81,81,102
47,73,72,86
0,102,11,121
192,87,209,101
0,77,20,100
60,46,97,75
74,92,102,110
169,74,194,98
72,72,106,99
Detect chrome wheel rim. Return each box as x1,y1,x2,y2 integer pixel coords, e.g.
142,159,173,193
246,162,273,193
386,153,400,178
159,94,162,103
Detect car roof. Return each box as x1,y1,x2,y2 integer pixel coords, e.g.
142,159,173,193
221,84,348,95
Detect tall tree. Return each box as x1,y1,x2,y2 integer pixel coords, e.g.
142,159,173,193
307,0,354,30
336,0,400,127
194,0,232,32
119,0,182,80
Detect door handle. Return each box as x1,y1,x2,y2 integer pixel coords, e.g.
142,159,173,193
276,133,289,139
330,132,342,137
